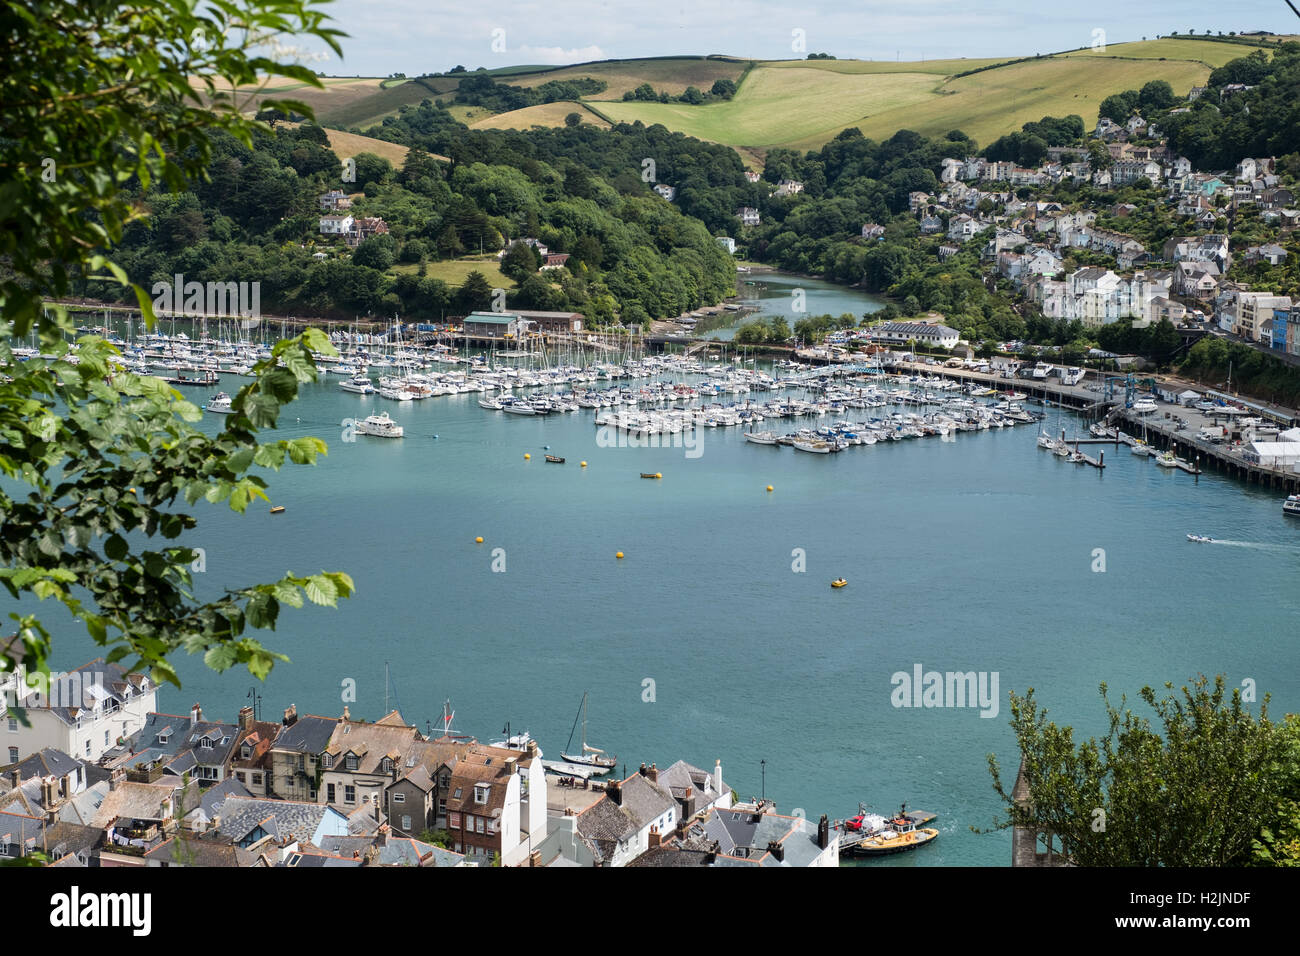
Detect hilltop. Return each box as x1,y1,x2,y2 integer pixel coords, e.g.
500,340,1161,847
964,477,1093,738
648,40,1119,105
268,36,1293,160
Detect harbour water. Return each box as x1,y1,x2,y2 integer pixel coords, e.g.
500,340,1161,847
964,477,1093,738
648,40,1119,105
700,271,887,340
47,289,1300,867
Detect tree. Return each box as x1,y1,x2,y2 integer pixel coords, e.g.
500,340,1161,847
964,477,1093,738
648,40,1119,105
455,270,494,313
352,235,396,271
0,0,353,687
564,112,582,127
986,676,1294,866
1138,80,1175,112
500,241,540,282
710,78,737,99
679,86,704,105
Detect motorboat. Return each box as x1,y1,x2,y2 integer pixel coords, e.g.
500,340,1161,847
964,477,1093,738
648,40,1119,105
1285,495,1300,517
339,375,375,394
1155,451,1178,468
204,392,233,414
355,412,403,438
831,578,847,588
1133,397,1159,415
1186,534,1215,543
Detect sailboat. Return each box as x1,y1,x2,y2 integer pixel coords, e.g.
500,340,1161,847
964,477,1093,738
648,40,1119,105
560,692,617,773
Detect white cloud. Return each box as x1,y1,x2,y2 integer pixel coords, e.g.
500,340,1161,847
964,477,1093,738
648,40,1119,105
512,44,607,64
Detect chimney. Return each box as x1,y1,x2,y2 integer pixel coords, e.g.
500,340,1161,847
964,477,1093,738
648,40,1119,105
41,774,57,808
607,779,622,806
238,706,254,734
766,839,785,862
648,825,661,849
817,814,830,850
9,769,20,788
529,850,542,867
646,763,658,783
282,704,298,727
109,767,124,792
526,740,538,758
342,705,350,721
714,759,722,794
638,762,647,776
505,757,517,775
190,702,202,727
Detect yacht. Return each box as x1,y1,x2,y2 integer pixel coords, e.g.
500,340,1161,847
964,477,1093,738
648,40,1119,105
378,384,416,401
1133,397,1159,415
500,397,537,415
339,375,375,394
204,392,233,414
356,412,403,438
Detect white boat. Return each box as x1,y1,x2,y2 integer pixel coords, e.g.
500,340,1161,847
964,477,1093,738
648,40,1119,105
559,692,616,774
1284,495,1300,517
1155,451,1177,468
1130,440,1153,456
478,396,503,410
204,392,233,414
792,439,832,454
744,431,780,445
339,375,375,394
355,412,403,438
1186,534,1215,543
379,385,416,401
1133,398,1158,415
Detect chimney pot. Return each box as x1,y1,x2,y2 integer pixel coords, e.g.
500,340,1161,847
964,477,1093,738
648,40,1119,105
283,704,298,727
648,825,661,849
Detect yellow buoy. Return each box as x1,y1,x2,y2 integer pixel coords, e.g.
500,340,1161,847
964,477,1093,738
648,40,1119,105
766,485,774,492
580,461,587,467
656,472,662,479
615,551,624,559
524,453,531,460
475,536,484,544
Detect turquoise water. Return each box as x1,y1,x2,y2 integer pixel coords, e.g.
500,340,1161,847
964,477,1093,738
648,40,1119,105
46,296,1300,867
704,272,886,340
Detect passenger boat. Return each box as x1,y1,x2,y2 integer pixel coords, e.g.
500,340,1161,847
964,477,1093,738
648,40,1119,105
1284,495,1300,517
204,392,233,414
831,578,847,588
1187,533,1215,543
545,455,565,463
356,412,404,438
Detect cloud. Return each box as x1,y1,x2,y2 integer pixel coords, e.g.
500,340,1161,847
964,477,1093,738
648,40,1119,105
512,44,607,64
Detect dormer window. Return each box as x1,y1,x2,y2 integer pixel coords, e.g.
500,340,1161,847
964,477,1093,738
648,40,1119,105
381,758,393,773
241,745,251,759
322,754,334,769
345,755,358,771
200,737,212,749
474,784,489,804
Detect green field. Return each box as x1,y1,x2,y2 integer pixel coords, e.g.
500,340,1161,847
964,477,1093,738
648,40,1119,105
390,257,513,289
513,56,750,98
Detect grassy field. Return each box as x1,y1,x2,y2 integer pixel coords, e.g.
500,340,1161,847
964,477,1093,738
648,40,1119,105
1059,36,1285,67
599,66,938,148
390,257,513,288
471,101,611,131
514,56,750,98
321,129,415,168
760,56,1013,75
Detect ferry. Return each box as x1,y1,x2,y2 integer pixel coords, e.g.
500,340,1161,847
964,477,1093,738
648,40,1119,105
356,412,403,438
1285,495,1300,517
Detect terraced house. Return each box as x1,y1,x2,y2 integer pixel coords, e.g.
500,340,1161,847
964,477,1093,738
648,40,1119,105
445,743,545,865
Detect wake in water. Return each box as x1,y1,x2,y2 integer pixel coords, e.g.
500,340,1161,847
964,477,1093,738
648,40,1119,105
1194,538,1300,554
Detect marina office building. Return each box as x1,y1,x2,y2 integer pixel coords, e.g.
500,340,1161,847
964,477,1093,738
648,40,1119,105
462,311,584,339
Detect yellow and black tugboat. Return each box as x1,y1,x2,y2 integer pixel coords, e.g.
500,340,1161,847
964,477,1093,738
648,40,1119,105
848,804,939,858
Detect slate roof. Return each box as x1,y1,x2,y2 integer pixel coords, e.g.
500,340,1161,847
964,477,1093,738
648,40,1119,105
90,781,176,827
272,714,337,755
2,747,82,783
14,659,151,725
216,795,332,845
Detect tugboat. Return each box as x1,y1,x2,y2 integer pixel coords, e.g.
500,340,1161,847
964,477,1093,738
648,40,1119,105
853,806,940,857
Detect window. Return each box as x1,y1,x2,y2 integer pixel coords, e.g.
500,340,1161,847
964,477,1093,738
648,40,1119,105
449,812,460,829
401,815,412,831
344,785,356,804
252,773,262,786
200,737,212,749
392,792,405,804
323,753,334,770
235,771,247,783
474,784,489,804
381,757,392,773
284,775,293,791
241,745,251,759
104,730,110,746
345,755,358,771
84,740,90,756
7,747,16,763
453,787,462,799
7,717,17,732
326,784,336,803
475,816,485,834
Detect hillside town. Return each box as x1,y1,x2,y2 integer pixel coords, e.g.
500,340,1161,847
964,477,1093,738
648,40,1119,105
0,661,838,867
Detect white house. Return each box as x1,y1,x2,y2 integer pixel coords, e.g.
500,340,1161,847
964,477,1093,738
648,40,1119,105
653,184,677,201
2,660,158,764
715,236,736,255
774,179,804,197
319,214,354,236
871,321,960,349
736,207,761,227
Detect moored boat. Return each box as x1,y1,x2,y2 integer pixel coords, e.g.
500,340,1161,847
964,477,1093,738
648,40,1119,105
356,412,403,438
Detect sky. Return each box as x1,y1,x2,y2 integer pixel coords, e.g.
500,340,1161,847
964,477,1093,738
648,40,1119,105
307,1,1299,77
